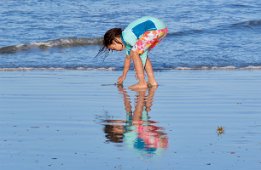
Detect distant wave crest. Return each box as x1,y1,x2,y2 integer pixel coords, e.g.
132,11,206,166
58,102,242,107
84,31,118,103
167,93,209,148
168,19,261,37
0,37,103,54
232,19,261,27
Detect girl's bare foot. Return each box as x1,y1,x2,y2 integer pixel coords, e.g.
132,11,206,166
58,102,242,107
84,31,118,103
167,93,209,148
128,83,148,90
147,81,158,88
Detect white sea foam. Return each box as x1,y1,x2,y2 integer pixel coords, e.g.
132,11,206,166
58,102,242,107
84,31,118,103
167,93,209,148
1,66,261,72
0,67,117,72
174,66,261,70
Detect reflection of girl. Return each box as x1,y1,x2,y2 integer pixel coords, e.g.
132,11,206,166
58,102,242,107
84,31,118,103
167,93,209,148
104,120,125,143
103,87,168,156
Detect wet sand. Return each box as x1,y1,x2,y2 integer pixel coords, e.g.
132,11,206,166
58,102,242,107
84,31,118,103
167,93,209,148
0,70,261,170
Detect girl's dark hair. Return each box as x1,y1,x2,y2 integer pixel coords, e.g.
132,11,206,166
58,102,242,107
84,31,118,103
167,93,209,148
103,124,124,143
95,28,122,60
103,28,122,48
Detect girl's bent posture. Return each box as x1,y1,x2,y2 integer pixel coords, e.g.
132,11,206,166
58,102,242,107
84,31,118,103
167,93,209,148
102,16,168,90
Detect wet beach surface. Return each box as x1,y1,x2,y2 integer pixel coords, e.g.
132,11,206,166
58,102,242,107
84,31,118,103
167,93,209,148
0,70,261,170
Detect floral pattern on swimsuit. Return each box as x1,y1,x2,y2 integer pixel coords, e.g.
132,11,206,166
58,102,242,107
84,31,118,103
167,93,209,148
132,28,168,55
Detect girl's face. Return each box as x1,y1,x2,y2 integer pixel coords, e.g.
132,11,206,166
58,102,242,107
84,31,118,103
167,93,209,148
108,37,124,51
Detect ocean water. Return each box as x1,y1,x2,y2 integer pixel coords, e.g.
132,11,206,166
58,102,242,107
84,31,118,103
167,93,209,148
0,0,261,70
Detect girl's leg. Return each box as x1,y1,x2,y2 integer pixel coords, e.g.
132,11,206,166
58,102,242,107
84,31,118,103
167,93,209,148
129,51,147,90
130,28,168,90
145,58,158,86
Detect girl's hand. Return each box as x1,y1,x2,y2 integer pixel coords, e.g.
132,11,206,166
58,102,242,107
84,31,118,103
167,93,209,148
117,75,126,84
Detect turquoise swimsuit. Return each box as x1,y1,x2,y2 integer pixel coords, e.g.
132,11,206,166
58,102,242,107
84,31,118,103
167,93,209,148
121,16,167,66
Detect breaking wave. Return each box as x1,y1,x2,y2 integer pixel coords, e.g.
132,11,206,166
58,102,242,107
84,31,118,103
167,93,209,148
0,37,103,54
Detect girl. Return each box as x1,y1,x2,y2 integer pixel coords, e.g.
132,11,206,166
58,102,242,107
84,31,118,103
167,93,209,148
101,16,168,90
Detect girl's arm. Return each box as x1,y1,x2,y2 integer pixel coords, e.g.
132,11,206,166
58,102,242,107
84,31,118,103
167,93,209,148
122,55,131,76
117,55,131,84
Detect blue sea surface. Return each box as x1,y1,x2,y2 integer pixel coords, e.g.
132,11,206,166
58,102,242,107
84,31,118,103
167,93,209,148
0,0,261,70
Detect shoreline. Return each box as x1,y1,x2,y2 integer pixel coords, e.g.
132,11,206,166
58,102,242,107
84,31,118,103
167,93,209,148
1,66,261,72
